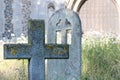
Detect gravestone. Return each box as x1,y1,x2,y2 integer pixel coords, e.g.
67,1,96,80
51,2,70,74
2,0,66,41
3,0,31,41
0,0,4,39
4,20,69,80
47,9,82,80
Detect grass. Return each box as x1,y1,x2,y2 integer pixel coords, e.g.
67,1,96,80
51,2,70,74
0,59,28,80
82,37,120,80
0,45,28,80
0,60,28,80
0,37,120,80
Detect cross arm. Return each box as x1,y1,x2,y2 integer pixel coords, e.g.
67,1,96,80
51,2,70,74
4,44,31,59
44,44,69,59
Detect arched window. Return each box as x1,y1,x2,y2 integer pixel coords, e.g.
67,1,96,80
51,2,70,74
48,2,55,11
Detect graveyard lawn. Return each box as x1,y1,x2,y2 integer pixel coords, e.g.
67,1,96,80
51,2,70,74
0,37,120,80
82,37,120,80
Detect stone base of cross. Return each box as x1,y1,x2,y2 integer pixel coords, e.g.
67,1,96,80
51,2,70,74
4,20,69,80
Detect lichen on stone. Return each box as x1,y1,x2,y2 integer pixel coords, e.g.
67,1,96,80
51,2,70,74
45,45,54,50
10,45,21,55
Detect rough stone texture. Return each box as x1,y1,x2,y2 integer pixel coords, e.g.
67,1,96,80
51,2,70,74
3,0,14,39
21,0,31,36
4,20,69,80
3,0,31,40
47,9,82,80
2,0,65,41
0,0,4,39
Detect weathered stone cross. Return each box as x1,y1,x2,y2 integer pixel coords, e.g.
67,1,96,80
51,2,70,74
4,20,69,80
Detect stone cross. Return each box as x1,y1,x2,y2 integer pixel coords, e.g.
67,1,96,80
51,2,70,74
4,20,69,80
47,9,82,80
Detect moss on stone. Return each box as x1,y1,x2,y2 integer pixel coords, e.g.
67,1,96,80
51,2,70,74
10,46,21,55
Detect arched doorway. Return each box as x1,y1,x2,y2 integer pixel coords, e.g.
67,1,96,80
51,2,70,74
79,0,119,36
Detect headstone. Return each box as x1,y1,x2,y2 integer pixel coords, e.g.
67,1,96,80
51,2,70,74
47,9,82,80
3,0,31,40
4,20,69,80
3,0,14,39
2,0,66,41
0,0,4,39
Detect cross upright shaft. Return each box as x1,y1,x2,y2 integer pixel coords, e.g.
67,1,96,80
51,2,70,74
4,20,69,80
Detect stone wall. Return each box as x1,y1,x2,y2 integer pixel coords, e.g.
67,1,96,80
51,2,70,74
67,0,120,37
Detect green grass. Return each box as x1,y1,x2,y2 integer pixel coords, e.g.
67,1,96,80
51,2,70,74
0,45,28,80
0,37,120,80
82,37,120,80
